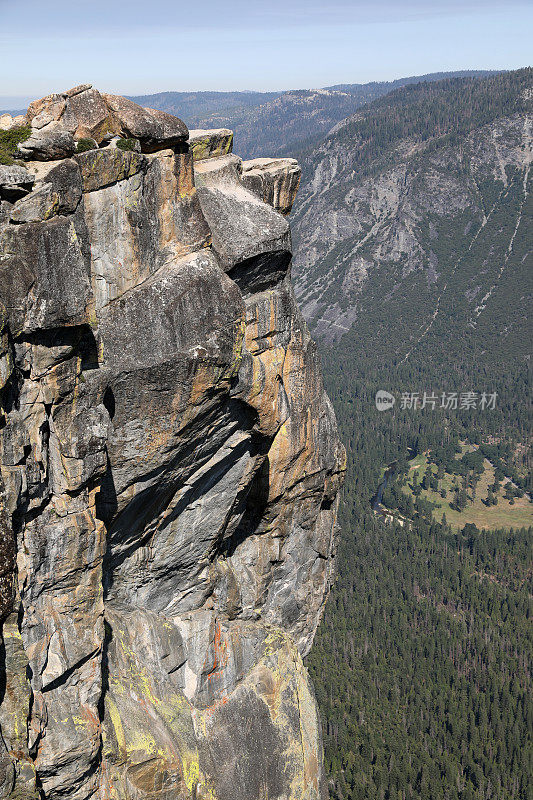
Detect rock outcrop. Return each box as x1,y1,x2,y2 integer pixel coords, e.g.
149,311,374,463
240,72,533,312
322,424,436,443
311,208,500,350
188,129,233,162
240,158,301,216
0,115,26,132
0,87,345,799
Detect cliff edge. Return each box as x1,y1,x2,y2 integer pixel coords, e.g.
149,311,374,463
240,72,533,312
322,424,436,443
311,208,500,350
0,85,345,800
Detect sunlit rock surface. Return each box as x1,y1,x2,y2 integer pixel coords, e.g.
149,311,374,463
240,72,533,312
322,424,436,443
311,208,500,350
0,86,345,800
241,158,301,216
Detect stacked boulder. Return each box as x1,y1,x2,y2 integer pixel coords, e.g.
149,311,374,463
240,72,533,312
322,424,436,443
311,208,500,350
13,83,186,161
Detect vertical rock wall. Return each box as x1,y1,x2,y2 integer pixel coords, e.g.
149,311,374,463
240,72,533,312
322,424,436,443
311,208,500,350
0,86,345,800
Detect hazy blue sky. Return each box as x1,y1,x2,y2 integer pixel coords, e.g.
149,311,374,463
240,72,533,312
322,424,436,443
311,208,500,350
1,0,531,103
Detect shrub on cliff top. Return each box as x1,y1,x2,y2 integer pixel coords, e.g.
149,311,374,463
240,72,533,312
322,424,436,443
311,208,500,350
76,137,97,153
0,125,31,165
116,137,138,152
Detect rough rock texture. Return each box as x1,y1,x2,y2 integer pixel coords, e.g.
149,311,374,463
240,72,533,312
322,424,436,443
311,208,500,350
17,124,76,161
0,166,35,201
20,85,189,161
241,158,301,216
188,129,234,162
0,88,345,799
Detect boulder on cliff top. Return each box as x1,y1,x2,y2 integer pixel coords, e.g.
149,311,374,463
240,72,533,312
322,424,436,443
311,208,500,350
188,128,234,161
241,157,301,215
21,85,189,159
17,123,76,161
194,153,292,273
103,94,188,151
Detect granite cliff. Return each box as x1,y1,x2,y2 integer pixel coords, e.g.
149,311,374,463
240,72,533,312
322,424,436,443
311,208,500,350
0,85,345,799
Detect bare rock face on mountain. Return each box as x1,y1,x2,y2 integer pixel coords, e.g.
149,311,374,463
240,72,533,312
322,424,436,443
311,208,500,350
0,87,345,799
290,72,532,350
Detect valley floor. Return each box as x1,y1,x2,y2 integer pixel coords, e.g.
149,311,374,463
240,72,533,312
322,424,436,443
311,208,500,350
379,444,533,531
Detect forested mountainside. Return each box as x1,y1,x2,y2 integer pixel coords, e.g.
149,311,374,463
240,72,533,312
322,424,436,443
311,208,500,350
130,71,495,159
295,68,533,800
292,68,531,347
127,89,281,124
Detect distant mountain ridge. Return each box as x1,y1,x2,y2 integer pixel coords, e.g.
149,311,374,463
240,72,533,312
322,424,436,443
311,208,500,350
128,71,498,159
325,69,498,92
1,72,498,155
126,89,280,122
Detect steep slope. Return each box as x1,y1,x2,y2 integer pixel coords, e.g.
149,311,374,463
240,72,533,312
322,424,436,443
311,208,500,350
131,72,496,160
0,86,344,799
292,68,532,800
292,69,532,358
